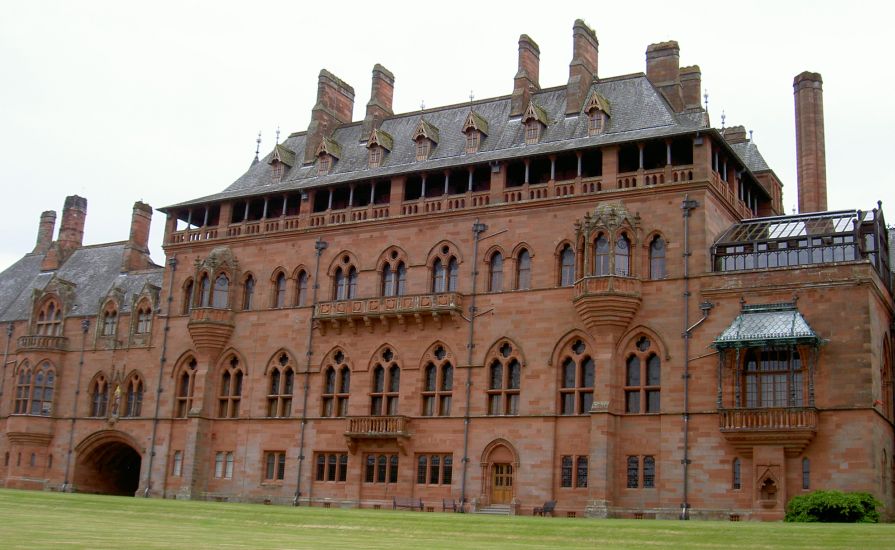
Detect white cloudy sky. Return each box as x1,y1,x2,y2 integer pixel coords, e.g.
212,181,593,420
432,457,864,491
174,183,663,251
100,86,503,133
1,0,892,272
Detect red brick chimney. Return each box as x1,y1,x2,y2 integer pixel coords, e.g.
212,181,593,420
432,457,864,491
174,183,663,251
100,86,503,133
565,19,599,114
33,210,56,254
304,69,355,164
510,34,540,117
56,195,87,262
123,201,153,271
794,71,827,213
362,64,394,137
646,41,684,112
680,65,702,111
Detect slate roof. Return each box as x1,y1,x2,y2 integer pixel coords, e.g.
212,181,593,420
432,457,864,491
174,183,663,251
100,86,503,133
712,302,821,349
0,244,163,322
729,140,770,172
164,73,756,210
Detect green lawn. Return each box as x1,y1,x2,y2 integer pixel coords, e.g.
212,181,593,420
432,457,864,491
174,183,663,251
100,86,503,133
0,489,893,549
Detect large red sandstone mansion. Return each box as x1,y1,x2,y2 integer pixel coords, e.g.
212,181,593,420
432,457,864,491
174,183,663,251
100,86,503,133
1,21,892,521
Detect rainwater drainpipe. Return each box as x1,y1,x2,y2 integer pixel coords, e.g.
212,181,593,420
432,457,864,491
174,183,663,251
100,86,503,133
144,256,178,497
62,318,90,491
680,195,698,520
460,219,488,510
295,237,327,506
0,323,13,406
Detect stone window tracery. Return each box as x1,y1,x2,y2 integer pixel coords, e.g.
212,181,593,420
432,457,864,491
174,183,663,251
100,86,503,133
175,358,197,418
36,300,62,336
422,345,453,416
242,274,255,310
649,236,667,280
16,362,55,416
370,347,400,416
218,356,243,419
624,336,661,414
124,374,144,417
212,274,229,308
333,256,358,300
559,339,594,415
486,341,522,416
273,271,287,308
380,250,407,297
516,248,531,290
322,350,350,417
295,270,309,306
90,374,109,417
488,251,504,292
267,352,294,418
559,243,575,286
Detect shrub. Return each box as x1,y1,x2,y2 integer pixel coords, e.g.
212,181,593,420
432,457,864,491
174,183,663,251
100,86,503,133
785,490,881,523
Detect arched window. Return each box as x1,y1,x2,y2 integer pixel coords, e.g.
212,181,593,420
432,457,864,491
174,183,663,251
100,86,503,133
334,266,359,300
212,274,229,308
124,375,144,417
422,346,453,416
732,458,741,490
273,272,287,308
432,251,460,293
198,273,211,307
370,348,400,416
615,234,631,276
36,301,62,336
29,363,55,416
101,309,118,336
322,351,350,417
559,244,575,287
217,356,243,418
135,303,152,334
742,349,804,408
448,257,459,291
624,336,661,414
242,275,255,310
488,252,503,292
381,262,407,297
559,339,594,415
595,234,610,276
295,270,308,307
432,258,445,293
516,249,531,290
649,236,667,280
90,375,109,417
487,342,521,416
267,352,294,418
175,359,197,418
14,364,31,414
182,279,194,315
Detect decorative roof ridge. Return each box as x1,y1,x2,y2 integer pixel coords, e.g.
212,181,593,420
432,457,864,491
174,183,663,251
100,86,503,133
741,302,798,313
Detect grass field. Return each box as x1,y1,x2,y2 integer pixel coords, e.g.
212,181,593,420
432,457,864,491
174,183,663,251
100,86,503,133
1,489,894,549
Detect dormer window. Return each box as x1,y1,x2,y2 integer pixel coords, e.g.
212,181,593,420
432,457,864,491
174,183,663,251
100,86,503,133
584,91,611,137
465,131,480,153
315,137,341,176
271,161,284,182
462,111,489,154
318,155,332,175
268,144,295,183
366,129,393,169
369,146,383,167
412,118,439,162
521,101,548,145
588,110,604,135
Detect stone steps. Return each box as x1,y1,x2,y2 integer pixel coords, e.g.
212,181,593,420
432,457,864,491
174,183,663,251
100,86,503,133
475,504,512,516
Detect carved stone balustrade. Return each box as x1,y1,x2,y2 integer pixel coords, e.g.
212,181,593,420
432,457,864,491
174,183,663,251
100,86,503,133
344,415,411,454
17,335,69,353
718,407,817,457
315,292,463,334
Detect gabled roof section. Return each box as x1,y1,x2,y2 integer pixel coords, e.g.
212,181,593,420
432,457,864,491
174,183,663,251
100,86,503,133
367,128,394,151
521,100,549,125
412,118,440,144
713,302,821,349
729,140,770,173
269,144,296,167
462,111,489,135
585,90,612,117
315,136,342,159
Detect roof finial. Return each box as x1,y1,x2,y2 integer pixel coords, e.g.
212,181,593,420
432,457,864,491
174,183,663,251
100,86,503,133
469,90,474,103
275,125,281,145
749,129,753,142
703,89,709,111
420,100,426,110
720,110,726,129
254,131,261,162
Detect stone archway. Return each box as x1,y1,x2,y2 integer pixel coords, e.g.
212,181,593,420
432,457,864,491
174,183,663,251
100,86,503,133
479,439,520,506
73,430,142,496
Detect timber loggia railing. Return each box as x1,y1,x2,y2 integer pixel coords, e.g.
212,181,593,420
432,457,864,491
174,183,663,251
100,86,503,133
718,407,818,431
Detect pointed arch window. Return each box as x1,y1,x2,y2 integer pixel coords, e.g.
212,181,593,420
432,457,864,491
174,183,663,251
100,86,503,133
273,272,287,308
649,236,667,280
14,364,31,414
90,375,109,417
295,270,309,306
487,342,522,415
218,356,244,418
625,336,661,413
422,347,453,416
242,275,255,310
267,353,294,418
212,274,229,308
382,262,407,297
370,348,400,416
559,244,575,286
334,266,358,300
37,301,63,336
488,252,504,292
595,234,610,276
198,273,211,307
432,256,459,293
516,249,531,290
322,352,350,417
175,359,197,418
135,303,152,334
29,363,55,416
182,279,194,315
124,375,144,417
559,339,594,415
615,234,631,276
101,309,118,336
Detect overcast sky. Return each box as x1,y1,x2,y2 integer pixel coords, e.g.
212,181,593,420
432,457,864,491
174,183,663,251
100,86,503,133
1,0,892,272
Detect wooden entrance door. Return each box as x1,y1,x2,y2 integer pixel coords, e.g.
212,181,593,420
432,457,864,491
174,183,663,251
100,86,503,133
491,463,514,504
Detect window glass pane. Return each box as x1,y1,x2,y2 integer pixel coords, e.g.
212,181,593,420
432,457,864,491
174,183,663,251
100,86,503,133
561,456,572,487
643,456,655,488
443,456,453,485
424,364,436,392
646,390,660,413
430,455,440,484
626,391,640,413
576,456,588,488
562,359,576,388
441,364,453,391
626,356,641,386
626,456,639,488
373,367,384,393
508,360,520,389
579,391,593,414
647,355,661,385
389,366,400,393
581,358,595,388
417,456,427,484
489,362,503,389
389,455,399,483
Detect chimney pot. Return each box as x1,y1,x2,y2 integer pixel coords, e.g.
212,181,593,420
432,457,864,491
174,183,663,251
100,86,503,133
33,210,56,254
794,71,827,213
56,195,87,262
680,65,702,111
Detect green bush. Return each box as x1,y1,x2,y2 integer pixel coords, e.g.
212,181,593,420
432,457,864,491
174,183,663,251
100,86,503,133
785,490,881,523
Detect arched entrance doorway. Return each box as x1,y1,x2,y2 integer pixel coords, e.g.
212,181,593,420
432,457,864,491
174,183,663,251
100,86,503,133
73,431,142,496
480,439,520,505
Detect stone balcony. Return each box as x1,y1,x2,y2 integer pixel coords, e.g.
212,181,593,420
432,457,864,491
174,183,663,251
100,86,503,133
187,307,235,359
718,407,818,457
344,415,411,454
17,335,69,353
315,292,463,334
572,276,642,337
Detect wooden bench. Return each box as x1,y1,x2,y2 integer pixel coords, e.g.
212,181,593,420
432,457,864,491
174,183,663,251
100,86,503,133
392,496,423,511
534,500,556,517
442,498,459,512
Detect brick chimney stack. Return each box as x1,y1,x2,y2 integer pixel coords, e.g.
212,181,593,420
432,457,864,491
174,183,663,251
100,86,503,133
565,19,599,114
680,65,702,111
362,64,394,137
123,201,153,272
646,41,684,112
33,210,57,254
304,69,356,163
56,195,87,262
510,34,541,116
794,71,827,213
